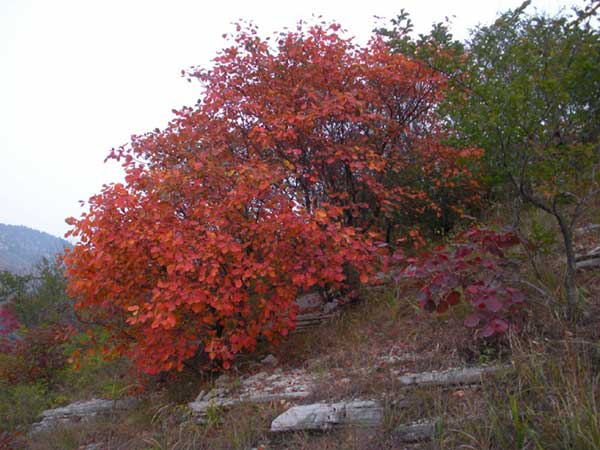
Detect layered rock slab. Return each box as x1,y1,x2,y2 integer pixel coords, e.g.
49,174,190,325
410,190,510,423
31,398,138,433
270,400,384,432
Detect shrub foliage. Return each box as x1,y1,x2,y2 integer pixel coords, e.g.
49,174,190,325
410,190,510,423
402,227,525,337
64,22,481,374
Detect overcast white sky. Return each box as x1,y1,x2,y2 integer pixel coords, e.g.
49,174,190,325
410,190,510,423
0,0,587,238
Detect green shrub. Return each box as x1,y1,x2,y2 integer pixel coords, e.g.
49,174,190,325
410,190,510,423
55,328,135,400
0,382,54,432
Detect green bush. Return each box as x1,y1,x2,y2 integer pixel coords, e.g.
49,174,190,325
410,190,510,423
12,259,75,329
56,355,132,401
54,328,135,400
0,382,55,432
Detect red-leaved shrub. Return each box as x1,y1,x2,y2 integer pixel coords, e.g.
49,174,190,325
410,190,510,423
64,22,482,374
0,326,68,384
401,227,526,337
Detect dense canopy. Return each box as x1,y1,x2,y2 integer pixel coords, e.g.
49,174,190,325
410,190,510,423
64,23,480,374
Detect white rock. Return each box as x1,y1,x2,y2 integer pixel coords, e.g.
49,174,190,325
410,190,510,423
270,400,383,432
31,398,137,433
396,419,440,442
261,354,279,366
189,388,311,418
242,391,311,403
397,365,503,387
202,387,229,401
189,369,314,420
575,224,600,235
194,390,206,402
215,374,233,387
576,256,600,270
295,292,325,310
271,403,450,443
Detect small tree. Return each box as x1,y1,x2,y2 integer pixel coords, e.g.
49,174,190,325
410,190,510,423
0,271,30,304
454,2,600,320
15,259,73,328
0,259,73,329
379,2,600,320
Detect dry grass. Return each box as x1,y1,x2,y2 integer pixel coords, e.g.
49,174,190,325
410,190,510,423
426,337,600,450
24,400,280,450
279,285,476,370
16,202,600,450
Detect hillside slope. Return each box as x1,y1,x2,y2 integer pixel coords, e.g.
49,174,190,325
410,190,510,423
0,223,70,274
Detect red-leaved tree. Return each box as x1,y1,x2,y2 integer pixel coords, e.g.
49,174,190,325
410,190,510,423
64,22,481,374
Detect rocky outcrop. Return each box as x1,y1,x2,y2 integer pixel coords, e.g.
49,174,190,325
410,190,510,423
186,363,507,443
189,363,506,424
31,398,138,433
270,404,453,443
188,369,314,422
294,292,340,331
266,365,505,439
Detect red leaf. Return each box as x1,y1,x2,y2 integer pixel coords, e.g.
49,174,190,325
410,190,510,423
485,296,503,313
446,290,461,305
436,301,449,314
508,288,525,304
464,314,481,328
491,318,509,334
479,324,495,338
423,299,437,312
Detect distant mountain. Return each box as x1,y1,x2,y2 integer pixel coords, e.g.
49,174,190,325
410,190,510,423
0,224,71,274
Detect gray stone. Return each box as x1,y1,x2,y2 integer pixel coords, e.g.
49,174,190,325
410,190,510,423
396,365,504,387
575,224,600,235
577,257,600,270
214,374,233,387
194,390,207,402
31,398,138,433
271,402,457,443
576,247,600,270
203,387,228,401
261,354,279,366
270,400,384,432
396,419,441,442
189,369,314,420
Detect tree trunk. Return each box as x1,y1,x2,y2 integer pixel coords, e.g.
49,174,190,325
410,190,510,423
516,176,580,322
556,214,578,322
